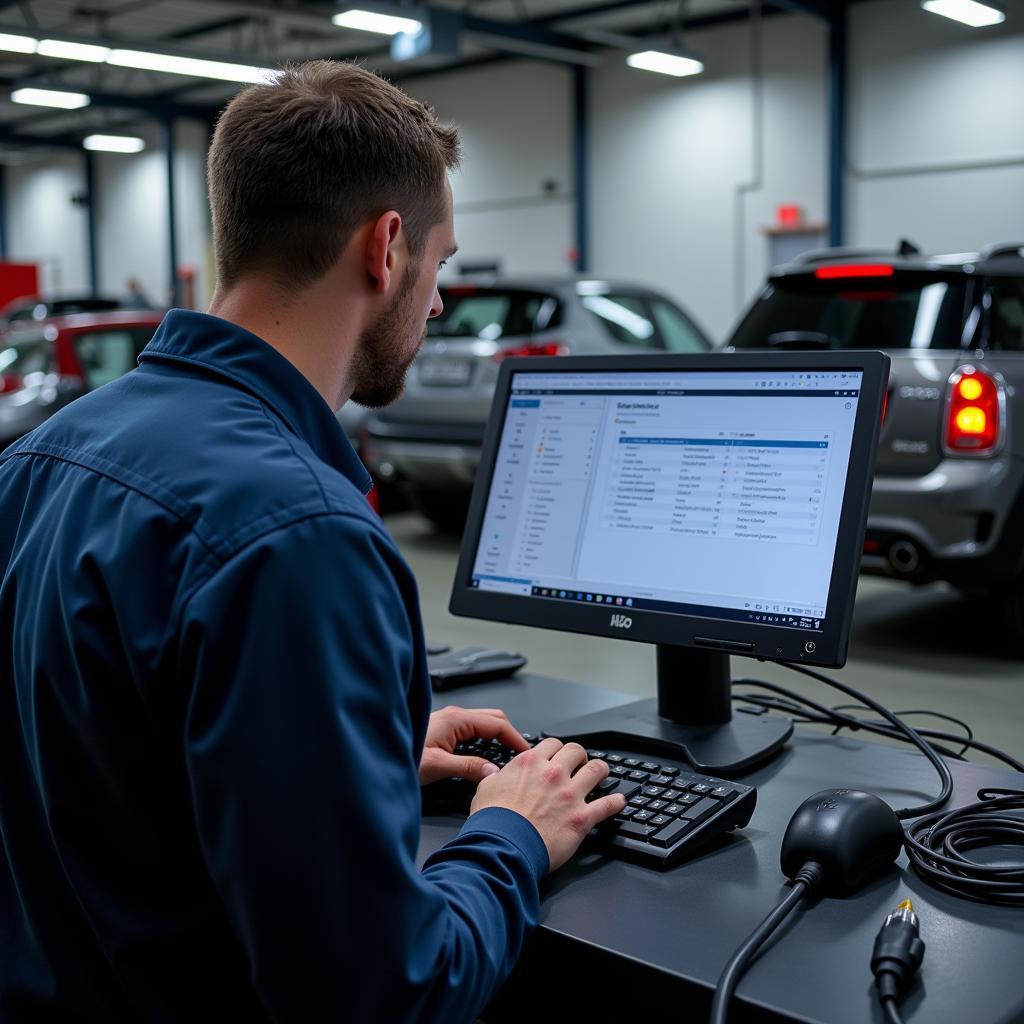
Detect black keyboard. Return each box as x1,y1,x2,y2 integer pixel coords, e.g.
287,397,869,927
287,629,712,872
426,735,756,869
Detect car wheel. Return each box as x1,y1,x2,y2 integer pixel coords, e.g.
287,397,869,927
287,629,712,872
414,489,470,534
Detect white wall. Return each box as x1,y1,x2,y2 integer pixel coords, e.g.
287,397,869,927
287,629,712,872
4,119,213,309
588,14,827,342
408,61,576,277
847,0,1024,253
6,153,90,294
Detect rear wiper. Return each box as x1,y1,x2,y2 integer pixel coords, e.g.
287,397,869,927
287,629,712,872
766,331,838,350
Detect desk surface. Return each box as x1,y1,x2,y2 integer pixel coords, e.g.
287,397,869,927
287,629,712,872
422,674,1024,1024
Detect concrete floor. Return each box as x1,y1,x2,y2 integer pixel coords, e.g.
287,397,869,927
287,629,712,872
384,511,1024,768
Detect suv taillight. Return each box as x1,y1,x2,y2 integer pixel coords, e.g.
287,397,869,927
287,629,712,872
492,341,569,363
0,373,23,395
945,366,1001,454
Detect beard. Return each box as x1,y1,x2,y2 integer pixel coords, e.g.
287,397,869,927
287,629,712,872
348,266,426,409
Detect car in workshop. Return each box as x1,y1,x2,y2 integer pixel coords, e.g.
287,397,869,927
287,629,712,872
0,310,165,448
360,276,712,530
724,241,1024,644
0,294,142,335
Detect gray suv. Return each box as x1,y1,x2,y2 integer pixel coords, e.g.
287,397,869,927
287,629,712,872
726,242,1024,643
361,276,711,529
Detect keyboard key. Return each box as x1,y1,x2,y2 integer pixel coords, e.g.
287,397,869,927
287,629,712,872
664,804,684,816
628,770,650,782
641,785,665,797
678,793,701,806
649,814,671,827
619,821,658,842
609,765,630,777
606,754,625,763
628,796,650,808
680,797,720,825
660,766,680,777
614,781,642,801
615,806,637,820
649,775,673,787
624,759,641,767
650,818,692,848
633,810,654,822
587,750,607,760
711,786,737,802
690,783,713,796
641,762,661,772
647,800,667,812
662,789,683,802
594,778,619,795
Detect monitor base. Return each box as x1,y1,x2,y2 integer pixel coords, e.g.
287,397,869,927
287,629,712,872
545,697,793,775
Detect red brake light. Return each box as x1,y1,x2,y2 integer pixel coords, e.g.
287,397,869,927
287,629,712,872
491,341,569,363
945,366,1000,453
0,373,23,395
814,264,895,280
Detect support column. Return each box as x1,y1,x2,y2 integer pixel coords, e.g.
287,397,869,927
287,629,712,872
828,5,847,247
163,118,179,307
84,149,99,296
572,64,589,273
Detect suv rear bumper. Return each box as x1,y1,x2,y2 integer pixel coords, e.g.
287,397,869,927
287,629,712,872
363,420,485,489
864,455,1024,585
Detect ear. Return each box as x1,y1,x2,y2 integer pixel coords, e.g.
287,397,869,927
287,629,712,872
365,211,404,295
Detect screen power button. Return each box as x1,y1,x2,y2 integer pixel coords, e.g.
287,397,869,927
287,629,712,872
804,641,817,654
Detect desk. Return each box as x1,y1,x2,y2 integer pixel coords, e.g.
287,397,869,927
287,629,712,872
422,674,1024,1024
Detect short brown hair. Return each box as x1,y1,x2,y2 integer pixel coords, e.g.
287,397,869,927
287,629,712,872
207,60,460,290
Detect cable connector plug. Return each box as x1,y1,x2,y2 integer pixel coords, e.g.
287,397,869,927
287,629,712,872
871,899,925,1015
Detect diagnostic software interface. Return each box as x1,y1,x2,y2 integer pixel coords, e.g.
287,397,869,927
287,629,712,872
470,368,864,635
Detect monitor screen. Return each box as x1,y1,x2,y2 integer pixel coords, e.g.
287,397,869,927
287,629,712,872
451,351,889,672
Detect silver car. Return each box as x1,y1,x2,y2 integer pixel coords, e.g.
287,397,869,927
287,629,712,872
726,242,1024,645
359,276,711,530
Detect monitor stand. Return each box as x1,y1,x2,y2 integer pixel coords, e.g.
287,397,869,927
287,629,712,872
546,645,792,775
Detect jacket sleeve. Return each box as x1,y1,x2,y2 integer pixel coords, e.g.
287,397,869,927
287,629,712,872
177,512,548,1024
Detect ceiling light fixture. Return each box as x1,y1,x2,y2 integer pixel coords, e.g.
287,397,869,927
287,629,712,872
333,8,424,36
626,49,704,77
0,32,274,84
82,134,145,154
920,0,1005,26
11,87,90,109
37,38,110,62
106,49,275,84
0,32,37,54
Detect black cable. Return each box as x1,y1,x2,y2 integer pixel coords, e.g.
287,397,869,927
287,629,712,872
733,681,1024,773
882,997,905,1024
709,863,822,1024
832,705,974,757
903,788,1024,905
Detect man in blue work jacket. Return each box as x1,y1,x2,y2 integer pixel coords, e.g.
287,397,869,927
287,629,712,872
0,60,625,1022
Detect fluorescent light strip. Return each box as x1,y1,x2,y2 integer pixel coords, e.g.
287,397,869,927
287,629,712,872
920,0,1005,26
332,9,423,35
0,32,37,54
11,87,90,109
83,134,145,154
107,49,275,83
38,38,110,61
0,31,274,84
626,50,704,78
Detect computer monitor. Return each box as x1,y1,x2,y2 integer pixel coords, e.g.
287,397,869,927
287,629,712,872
450,351,890,773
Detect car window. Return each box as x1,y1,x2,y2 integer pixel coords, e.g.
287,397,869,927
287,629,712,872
74,330,138,389
581,294,659,348
430,289,563,340
989,278,1024,352
0,337,50,375
729,273,971,350
650,299,708,352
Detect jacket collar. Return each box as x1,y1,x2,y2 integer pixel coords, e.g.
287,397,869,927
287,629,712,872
140,309,373,494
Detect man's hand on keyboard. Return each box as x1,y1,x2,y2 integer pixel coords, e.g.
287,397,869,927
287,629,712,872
469,738,627,872
419,705,532,786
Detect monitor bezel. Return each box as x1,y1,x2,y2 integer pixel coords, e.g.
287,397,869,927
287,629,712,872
449,350,890,669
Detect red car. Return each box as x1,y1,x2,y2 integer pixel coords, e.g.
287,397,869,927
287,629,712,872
0,310,165,448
